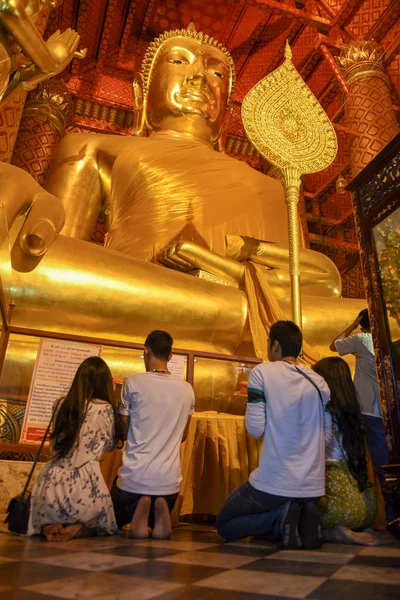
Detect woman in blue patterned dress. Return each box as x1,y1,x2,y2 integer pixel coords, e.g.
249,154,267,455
313,357,378,545
28,356,121,542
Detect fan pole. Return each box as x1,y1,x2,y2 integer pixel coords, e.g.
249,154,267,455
281,166,302,329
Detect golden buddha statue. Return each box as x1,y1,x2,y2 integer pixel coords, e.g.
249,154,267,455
1,26,377,409
0,0,81,104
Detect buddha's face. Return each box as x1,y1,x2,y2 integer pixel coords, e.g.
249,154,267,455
145,38,230,144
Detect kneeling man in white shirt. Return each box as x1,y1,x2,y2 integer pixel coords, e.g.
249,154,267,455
217,321,330,549
111,330,195,539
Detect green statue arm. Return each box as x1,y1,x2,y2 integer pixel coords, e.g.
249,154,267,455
0,164,64,266
0,1,80,102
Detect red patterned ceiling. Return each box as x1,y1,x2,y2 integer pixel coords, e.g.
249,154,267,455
44,0,400,299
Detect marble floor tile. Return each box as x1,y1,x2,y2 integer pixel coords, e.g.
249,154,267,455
109,559,226,584
131,539,218,551
157,550,258,569
349,554,400,569
0,555,18,563
30,550,147,571
359,545,400,557
0,561,81,587
23,572,183,600
41,537,127,552
267,550,354,564
195,569,326,598
202,544,278,557
92,544,183,559
1,522,399,599
332,564,400,584
154,585,296,599
0,533,27,546
307,578,400,600
316,543,364,555
176,524,216,530
173,532,225,544
238,557,341,577
0,591,62,600
0,542,70,561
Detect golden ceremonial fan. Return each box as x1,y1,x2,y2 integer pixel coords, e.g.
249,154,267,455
241,42,337,327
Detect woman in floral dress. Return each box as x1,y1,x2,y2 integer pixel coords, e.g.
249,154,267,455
28,356,121,542
313,357,377,545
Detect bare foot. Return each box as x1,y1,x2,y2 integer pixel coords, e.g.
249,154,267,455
129,496,151,539
42,524,64,542
152,497,172,539
42,523,83,542
59,524,85,541
324,525,379,546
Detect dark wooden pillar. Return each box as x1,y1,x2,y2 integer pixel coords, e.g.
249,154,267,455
347,133,400,535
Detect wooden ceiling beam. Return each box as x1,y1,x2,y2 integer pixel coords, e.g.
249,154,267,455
367,0,400,44
260,21,305,76
118,0,138,63
309,233,359,251
247,0,332,32
330,0,365,28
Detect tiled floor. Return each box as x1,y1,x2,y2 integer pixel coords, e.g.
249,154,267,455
0,523,399,599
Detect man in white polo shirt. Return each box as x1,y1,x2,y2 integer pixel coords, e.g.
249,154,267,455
111,330,195,539
217,321,330,549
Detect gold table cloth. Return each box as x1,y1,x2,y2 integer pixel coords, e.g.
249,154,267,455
100,412,263,518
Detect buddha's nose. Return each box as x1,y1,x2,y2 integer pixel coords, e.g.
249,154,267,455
186,71,209,91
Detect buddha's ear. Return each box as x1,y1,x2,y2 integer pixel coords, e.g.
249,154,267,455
216,103,233,153
132,72,145,135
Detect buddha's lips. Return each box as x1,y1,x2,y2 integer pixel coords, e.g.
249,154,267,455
177,89,214,104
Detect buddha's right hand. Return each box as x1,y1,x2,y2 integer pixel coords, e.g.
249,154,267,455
157,241,244,285
19,191,65,257
0,164,65,258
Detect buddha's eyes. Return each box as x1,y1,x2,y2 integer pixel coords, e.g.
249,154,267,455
169,58,186,65
214,71,223,78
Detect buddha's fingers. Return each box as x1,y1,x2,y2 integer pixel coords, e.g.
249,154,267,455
157,245,194,272
158,256,187,272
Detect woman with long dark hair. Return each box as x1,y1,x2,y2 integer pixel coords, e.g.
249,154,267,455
28,356,121,542
313,357,378,545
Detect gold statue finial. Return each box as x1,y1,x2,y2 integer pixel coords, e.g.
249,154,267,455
284,40,293,61
140,26,236,103
338,40,384,70
337,40,388,87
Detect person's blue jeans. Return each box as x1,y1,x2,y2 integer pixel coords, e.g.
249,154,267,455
362,414,396,522
216,481,318,542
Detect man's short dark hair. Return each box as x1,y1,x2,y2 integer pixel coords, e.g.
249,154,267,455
269,321,303,358
358,308,370,330
145,330,173,359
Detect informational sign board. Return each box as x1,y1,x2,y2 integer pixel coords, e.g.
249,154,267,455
20,339,102,445
167,354,186,379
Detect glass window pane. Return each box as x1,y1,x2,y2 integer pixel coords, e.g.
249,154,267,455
193,357,255,414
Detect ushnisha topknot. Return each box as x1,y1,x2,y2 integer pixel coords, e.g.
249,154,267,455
140,23,236,104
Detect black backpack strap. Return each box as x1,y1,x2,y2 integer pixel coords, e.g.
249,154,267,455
294,366,324,406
